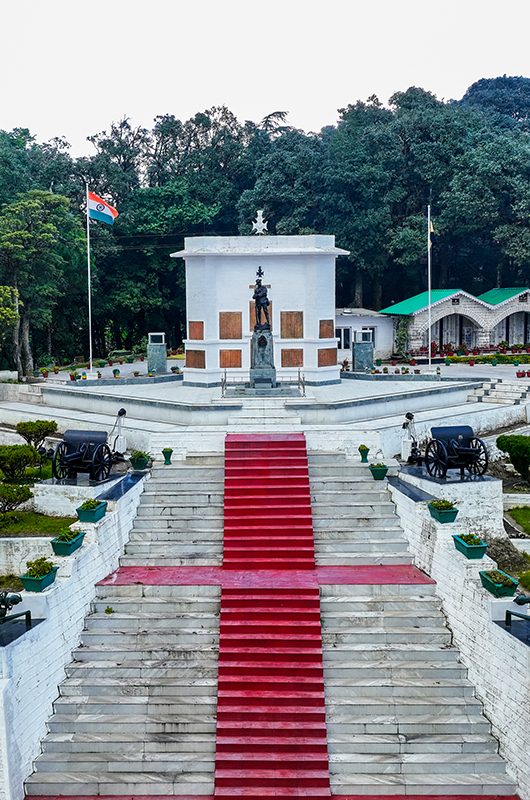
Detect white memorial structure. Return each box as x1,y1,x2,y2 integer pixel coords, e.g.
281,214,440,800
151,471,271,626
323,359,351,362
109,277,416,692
171,232,348,386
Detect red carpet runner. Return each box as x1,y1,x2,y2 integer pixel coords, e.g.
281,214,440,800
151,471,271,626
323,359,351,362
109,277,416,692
215,434,331,797
223,433,315,570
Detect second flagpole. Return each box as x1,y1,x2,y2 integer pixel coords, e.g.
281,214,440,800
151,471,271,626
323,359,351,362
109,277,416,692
85,181,94,374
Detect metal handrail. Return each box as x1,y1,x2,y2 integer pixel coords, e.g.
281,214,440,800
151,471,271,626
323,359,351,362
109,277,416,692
505,609,530,627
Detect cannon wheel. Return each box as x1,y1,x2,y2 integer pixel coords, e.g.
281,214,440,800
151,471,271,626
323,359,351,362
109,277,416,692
52,441,69,480
425,439,448,479
90,443,112,482
467,437,489,476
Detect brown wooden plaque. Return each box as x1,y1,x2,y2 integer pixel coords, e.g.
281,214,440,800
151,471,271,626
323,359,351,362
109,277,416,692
220,349,242,368
280,311,303,339
219,311,242,340
319,319,334,339
317,347,337,367
281,348,303,367
186,350,206,369
188,321,204,340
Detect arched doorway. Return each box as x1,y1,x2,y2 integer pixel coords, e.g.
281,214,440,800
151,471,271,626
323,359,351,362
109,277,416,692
421,313,482,349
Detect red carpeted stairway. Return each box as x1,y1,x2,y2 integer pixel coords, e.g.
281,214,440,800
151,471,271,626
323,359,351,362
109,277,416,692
215,433,331,797
223,433,315,570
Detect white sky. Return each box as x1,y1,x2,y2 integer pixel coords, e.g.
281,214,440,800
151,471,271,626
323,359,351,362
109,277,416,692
2,0,529,156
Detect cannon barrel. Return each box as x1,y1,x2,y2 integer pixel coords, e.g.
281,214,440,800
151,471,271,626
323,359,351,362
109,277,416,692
63,430,107,448
430,425,474,447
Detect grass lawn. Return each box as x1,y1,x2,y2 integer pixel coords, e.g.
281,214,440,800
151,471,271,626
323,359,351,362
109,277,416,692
0,511,75,537
0,574,23,591
509,506,530,536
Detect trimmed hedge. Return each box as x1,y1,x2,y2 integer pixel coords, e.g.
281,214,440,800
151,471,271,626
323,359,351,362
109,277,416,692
447,354,530,364
0,445,39,481
16,420,57,449
497,435,530,482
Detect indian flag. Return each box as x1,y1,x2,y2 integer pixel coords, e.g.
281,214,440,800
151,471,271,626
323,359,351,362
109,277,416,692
88,192,118,225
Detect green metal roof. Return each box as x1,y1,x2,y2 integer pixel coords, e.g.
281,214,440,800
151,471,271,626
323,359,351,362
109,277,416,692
476,287,528,305
379,290,462,316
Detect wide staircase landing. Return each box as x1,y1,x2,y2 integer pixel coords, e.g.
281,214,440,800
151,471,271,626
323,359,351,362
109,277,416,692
25,434,517,799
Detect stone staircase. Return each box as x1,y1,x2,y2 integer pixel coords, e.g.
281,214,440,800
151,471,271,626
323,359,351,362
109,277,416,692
121,454,224,566
224,397,302,429
468,379,530,405
24,440,518,798
25,583,220,796
309,453,412,566
321,584,515,795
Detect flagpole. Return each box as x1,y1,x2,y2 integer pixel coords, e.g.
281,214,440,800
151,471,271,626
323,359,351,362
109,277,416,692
427,203,432,370
85,182,94,373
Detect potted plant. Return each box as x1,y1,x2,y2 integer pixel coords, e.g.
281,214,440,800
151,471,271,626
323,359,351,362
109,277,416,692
112,368,120,378
108,359,113,366
20,556,58,592
170,365,180,374
126,356,135,363
133,370,140,377
40,368,49,379
516,370,526,378
162,447,173,465
76,498,107,523
479,569,518,598
369,462,388,480
53,366,59,375
428,499,458,523
130,450,150,471
51,528,86,556
358,444,370,463
453,533,487,559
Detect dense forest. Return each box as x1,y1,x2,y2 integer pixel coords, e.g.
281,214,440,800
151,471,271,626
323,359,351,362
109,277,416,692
0,75,529,373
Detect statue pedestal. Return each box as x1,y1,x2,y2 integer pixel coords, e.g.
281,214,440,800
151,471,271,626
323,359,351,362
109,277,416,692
249,329,276,388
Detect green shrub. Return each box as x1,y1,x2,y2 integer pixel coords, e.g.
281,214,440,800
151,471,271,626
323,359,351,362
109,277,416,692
79,498,101,511
482,569,517,587
0,445,39,481
459,533,484,545
0,484,32,517
96,360,107,369
54,528,79,542
497,435,530,482
131,450,149,460
24,556,54,578
429,499,455,510
16,420,58,449
518,570,530,591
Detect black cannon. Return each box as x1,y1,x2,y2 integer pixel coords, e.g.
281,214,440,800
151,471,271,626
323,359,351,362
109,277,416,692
424,425,488,479
52,430,113,482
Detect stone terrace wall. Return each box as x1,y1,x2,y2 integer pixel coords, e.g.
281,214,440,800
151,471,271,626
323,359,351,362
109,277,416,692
0,477,145,800
389,481,530,800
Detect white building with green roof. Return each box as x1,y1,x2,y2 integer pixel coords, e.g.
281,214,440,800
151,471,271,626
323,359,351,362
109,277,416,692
379,287,530,352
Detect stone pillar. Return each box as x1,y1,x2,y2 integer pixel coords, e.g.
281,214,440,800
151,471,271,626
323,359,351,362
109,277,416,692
249,330,276,388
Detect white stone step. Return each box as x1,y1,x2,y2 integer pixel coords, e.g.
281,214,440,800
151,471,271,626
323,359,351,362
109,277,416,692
327,732,498,754
119,555,222,566
328,771,515,795
42,731,216,753
59,677,217,697
329,751,508,774
316,554,413,566
316,539,410,554
84,614,218,632
46,713,217,734
52,696,218,716
32,750,215,772
26,769,214,796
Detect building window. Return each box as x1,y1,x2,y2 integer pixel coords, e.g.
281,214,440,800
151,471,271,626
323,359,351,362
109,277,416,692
335,327,351,349
362,326,376,345
519,293,528,303
451,298,460,305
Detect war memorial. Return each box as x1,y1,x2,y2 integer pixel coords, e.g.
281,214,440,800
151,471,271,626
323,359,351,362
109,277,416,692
0,220,528,800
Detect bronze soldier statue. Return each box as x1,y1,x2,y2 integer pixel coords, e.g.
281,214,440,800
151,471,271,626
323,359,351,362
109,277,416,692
253,278,270,329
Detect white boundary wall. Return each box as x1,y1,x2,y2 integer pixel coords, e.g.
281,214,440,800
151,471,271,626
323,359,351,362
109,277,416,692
0,477,145,800
389,480,530,800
